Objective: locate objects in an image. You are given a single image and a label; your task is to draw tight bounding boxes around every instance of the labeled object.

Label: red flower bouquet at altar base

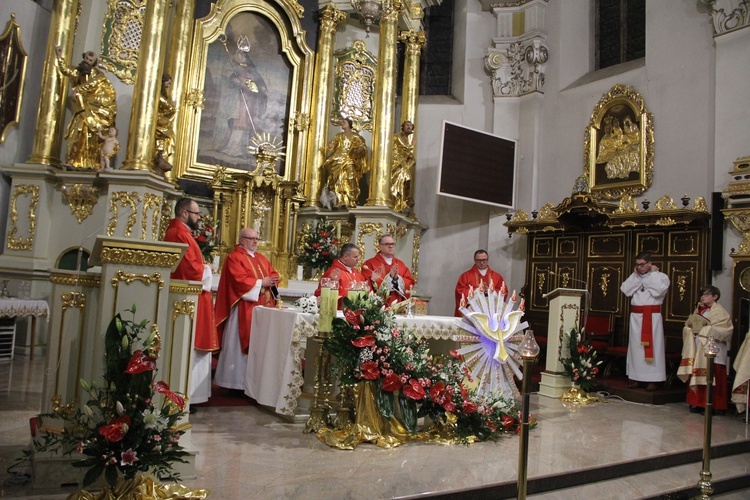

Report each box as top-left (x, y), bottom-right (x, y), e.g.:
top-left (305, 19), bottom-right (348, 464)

top-left (296, 218), bottom-right (340, 272)
top-left (562, 327), bottom-right (603, 392)
top-left (26, 306), bottom-right (189, 488)
top-left (324, 293), bottom-right (527, 442)
top-left (192, 214), bottom-right (222, 262)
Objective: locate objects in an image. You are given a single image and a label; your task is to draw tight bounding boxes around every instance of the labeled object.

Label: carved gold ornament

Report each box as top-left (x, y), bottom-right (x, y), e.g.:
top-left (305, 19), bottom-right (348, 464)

top-left (99, 0), bottom-right (147, 84)
top-left (61, 183), bottom-right (99, 223)
top-left (110, 270), bottom-right (164, 321)
top-left (7, 183), bottom-right (39, 251)
top-left (50, 273), bottom-right (101, 288)
top-left (169, 282), bottom-right (202, 295)
top-left (142, 193), bottom-right (162, 240)
top-left (584, 84), bottom-right (654, 200)
top-left (654, 195), bottom-right (677, 211)
top-left (99, 247), bottom-right (182, 268)
top-left (108, 191), bottom-right (142, 237)
top-left (356, 221), bottom-right (383, 264)
top-left (172, 299), bottom-right (195, 322)
top-left (332, 40), bottom-right (377, 131)
top-left (411, 232), bottom-right (421, 282)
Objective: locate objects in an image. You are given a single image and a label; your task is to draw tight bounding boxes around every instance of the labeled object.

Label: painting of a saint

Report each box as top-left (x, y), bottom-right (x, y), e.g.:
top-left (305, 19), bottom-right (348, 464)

top-left (197, 12), bottom-right (292, 174)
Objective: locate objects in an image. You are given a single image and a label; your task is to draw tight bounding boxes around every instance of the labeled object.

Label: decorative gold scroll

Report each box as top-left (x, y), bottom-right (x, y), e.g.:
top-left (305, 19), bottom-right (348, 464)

top-left (108, 191), bottom-right (142, 237)
top-left (0, 13), bottom-right (28, 142)
top-left (7, 184), bottom-right (39, 251)
top-left (99, 0), bottom-right (147, 84)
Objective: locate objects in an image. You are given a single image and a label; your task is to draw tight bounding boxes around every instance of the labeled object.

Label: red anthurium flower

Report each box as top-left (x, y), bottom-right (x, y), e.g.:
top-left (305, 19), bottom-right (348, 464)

top-left (449, 350), bottom-right (463, 360)
top-left (125, 350), bottom-right (156, 374)
top-left (442, 396), bottom-right (456, 413)
top-left (98, 416), bottom-right (131, 442)
top-left (429, 381), bottom-right (446, 401)
top-left (360, 361), bottom-right (380, 380)
top-left (344, 309), bottom-right (366, 327)
top-left (462, 400), bottom-right (478, 413)
top-left (351, 334), bottom-right (376, 348)
top-left (502, 414), bottom-right (515, 430)
top-left (381, 372), bottom-right (403, 392)
top-left (402, 379), bottom-right (426, 400)
top-left (155, 381), bottom-right (186, 409)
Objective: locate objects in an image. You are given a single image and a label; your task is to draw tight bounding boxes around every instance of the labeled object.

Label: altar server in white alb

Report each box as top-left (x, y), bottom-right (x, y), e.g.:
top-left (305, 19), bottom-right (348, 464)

top-left (620, 251), bottom-right (670, 391)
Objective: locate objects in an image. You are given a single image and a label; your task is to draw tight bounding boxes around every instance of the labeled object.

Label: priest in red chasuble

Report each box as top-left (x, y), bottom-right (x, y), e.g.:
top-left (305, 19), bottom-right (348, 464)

top-left (214, 227), bottom-right (280, 390)
top-left (454, 249), bottom-right (505, 316)
top-left (361, 234), bottom-right (415, 306)
top-left (163, 198), bottom-right (219, 405)
top-left (314, 243), bottom-right (370, 308)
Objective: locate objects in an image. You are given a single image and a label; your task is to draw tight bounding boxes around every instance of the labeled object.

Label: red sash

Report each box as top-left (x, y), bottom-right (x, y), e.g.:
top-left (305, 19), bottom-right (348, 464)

top-left (631, 305), bottom-right (662, 361)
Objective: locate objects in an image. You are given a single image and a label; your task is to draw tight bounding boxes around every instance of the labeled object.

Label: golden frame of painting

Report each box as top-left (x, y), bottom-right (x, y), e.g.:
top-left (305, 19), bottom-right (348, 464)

top-left (0, 14), bottom-right (27, 143)
top-left (583, 84), bottom-right (654, 200)
top-left (174, 0), bottom-right (313, 182)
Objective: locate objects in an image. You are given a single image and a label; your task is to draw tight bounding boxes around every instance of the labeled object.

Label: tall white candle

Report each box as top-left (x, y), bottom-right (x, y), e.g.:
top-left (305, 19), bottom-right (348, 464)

top-left (296, 265), bottom-right (303, 281)
top-left (213, 255), bottom-right (220, 271)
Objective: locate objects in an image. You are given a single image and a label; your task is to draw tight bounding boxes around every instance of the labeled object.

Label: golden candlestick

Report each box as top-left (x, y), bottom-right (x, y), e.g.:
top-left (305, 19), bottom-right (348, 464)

top-left (517, 330), bottom-right (540, 499)
top-left (698, 337), bottom-right (719, 499)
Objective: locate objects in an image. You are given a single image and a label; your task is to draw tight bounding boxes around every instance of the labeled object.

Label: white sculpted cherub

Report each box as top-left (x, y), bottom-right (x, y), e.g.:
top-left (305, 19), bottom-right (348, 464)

top-left (98, 126), bottom-right (120, 170)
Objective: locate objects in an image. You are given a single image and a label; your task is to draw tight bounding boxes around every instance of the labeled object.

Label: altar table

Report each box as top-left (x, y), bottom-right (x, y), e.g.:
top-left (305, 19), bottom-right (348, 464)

top-left (244, 307), bottom-right (468, 417)
top-left (0, 298), bottom-right (50, 360)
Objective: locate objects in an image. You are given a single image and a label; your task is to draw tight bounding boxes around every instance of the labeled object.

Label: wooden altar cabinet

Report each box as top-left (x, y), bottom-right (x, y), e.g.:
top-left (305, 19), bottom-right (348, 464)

top-left (505, 194), bottom-right (711, 367)
top-left (244, 307), bottom-right (466, 422)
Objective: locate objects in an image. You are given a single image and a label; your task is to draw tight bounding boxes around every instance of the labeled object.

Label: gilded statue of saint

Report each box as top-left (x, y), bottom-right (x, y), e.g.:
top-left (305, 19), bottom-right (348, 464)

top-left (319, 118), bottom-right (368, 209)
top-left (596, 115), bottom-right (641, 179)
top-left (55, 46), bottom-right (117, 170)
top-left (154, 73), bottom-right (177, 165)
top-left (390, 120), bottom-right (415, 213)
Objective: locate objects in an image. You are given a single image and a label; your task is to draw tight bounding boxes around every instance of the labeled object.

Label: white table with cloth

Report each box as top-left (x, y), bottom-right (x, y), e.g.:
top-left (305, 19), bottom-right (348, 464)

top-left (0, 298), bottom-right (50, 360)
top-left (244, 306), bottom-right (468, 419)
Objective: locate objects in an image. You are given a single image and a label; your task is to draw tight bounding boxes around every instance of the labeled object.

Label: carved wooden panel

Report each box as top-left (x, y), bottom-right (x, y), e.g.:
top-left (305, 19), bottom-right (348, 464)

top-left (668, 230), bottom-right (699, 257)
top-left (556, 237), bottom-right (579, 258)
top-left (587, 262), bottom-right (624, 313)
top-left (553, 263), bottom-right (580, 289)
top-left (588, 233), bottom-right (625, 258)
top-left (530, 262), bottom-right (553, 311)
top-left (636, 232), bottom-right (664, 257)
top-left (533, 237), bottom-right (553, 258)
top-left (666, 261), bottom-right (699, 321)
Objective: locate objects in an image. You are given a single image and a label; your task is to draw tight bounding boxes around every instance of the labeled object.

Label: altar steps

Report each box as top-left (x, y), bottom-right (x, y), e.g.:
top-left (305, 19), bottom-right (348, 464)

top-left (412, 439), bottom-right (750, 499)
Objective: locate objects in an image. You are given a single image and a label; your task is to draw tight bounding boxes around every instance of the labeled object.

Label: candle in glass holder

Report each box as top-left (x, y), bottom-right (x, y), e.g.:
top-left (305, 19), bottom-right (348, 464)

top-left (318, 279), bottom-right (338, 332)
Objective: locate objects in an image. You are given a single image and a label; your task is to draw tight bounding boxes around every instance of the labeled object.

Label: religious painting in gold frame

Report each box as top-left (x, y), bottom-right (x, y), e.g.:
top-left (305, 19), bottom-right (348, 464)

top-left (0, 13), bottom-right (28, 143)
top-left (583, 84), bottom-right (654, 200)
top-left (175, 0), bottom-right (313, 182)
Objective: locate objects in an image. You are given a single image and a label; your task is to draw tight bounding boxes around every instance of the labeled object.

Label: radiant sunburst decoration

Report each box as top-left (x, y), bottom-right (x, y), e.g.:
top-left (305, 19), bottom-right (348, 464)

top-left (248, 132), bottom-right (286, 158)
top-left (455, 283), bottom-right (529, 403)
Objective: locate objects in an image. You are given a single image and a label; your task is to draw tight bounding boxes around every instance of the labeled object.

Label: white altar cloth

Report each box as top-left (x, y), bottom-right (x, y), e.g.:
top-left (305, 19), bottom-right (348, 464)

top-left (245, 307), bottom-right (467, 416)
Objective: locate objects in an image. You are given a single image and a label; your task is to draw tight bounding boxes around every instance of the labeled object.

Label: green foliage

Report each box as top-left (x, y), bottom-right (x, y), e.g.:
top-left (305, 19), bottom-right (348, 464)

top-left (561, 327), bottom-right (603, 392)
top-left (28, 308), bottom-right (188, 487)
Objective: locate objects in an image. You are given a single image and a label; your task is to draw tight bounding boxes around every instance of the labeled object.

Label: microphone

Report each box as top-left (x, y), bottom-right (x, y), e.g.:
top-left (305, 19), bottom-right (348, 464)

top-left (548, 270), bottom-right (590, 330)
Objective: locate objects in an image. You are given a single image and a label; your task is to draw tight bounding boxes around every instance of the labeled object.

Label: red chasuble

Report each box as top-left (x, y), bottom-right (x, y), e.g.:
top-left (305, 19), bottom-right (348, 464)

top-left (164, 219), bottom-right (219, 351)
top-left (214, 245), bottom-right (279, 354)
top-left (454, 265), bottom-right (505, 316)
top-left (314, 259), bottom-right (369, 308)
top-left (361, 254), bottom-right (415, 306)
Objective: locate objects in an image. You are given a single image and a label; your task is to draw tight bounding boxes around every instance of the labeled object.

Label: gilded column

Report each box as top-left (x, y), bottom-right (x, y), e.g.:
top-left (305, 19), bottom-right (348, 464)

top-left (164, 0), bottom-right (195, 181)
top-left (367, 1), bottom-right (401, 207)
top-left (27, 0), bottom-right (80, 166)
top-left (399, 29), bottom-right (426, 201)
top-left (121, 0), bottom-right (170, 171)
top-left (303, 5), bottom-right (346, 207)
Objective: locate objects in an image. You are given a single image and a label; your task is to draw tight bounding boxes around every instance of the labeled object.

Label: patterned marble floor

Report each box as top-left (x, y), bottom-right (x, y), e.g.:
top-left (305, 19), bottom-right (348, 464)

top-left (1, 355), bottom-right (749, 499)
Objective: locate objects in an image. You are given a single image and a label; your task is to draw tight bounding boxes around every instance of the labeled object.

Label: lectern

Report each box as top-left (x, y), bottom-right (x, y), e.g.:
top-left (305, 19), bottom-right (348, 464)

top-left (538, 288), bottom-right (586, 398)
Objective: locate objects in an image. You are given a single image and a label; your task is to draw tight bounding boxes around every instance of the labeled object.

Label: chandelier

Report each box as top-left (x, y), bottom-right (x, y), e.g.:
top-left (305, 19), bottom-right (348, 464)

top-left (351, 0), bottom-right (383, 36)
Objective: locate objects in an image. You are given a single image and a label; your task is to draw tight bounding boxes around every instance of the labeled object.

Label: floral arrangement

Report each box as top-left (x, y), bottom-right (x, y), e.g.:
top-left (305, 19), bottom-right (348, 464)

top-left (296, 218), bottom-right (339, 273)
top-left (28, 306), bottom-right (188, 488)
top-left (324, 293), bottom-right (524, 442)
top-left (561, 327), bottom-right (603, 392)
top-left (192, 214), bottom-right (222, 263)
top-left (291, 295), bottom-right (319, 314)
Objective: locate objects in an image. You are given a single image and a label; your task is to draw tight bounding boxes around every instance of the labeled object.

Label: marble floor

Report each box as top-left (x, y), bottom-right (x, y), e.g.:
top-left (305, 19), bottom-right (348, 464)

top-left (2, 355), bottom-right (750, 499)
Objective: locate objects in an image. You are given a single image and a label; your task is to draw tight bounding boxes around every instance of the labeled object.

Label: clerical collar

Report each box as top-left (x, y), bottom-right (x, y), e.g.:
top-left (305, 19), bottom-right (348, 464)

top-left (478, 268), bottom-right (488, 276)
top-left (380, 254), bottom-right (393, 265)
top-left (338, 259), bottom-right (353, 272)
top-left (240, 246), bottom-right (255, 257)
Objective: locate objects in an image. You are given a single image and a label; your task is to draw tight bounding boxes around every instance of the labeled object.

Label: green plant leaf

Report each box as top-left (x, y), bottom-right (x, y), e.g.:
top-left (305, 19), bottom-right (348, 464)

top-left (398, 394), bottom-right (418, 434)
top-left (377, 385), bottom-right (394, 419)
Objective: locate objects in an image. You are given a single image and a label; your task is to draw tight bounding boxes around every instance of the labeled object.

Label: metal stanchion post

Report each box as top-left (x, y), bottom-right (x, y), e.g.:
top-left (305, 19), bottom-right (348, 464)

top-left (698, 337), bottom-right (719, 499)
top-left (517, 330), bottom-right (540, 500)
top-left (304, 280), bottom-right (337, 433)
